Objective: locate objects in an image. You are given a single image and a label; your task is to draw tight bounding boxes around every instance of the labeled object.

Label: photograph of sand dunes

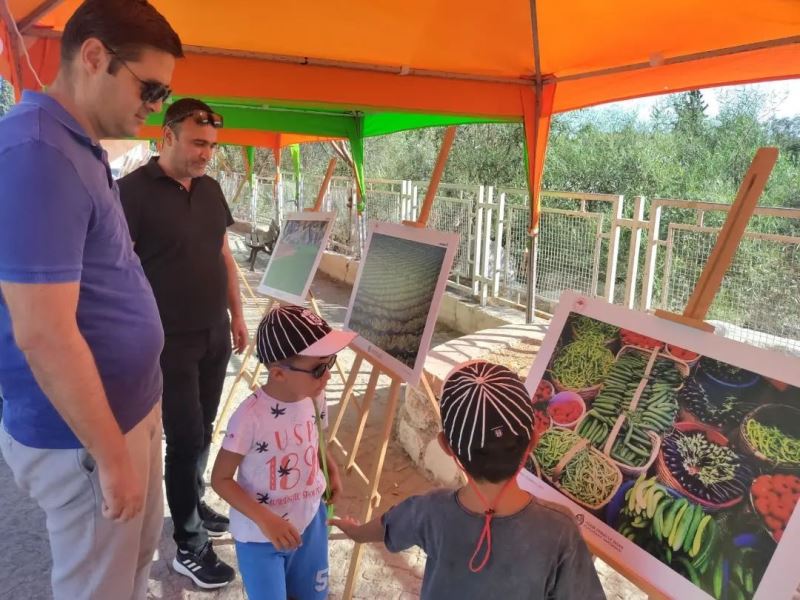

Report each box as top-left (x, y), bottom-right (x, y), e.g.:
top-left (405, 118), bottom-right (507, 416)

top-left (258, 212), bottom-right (335, 304)
top-left (345, 222), bottom-right (458, 384)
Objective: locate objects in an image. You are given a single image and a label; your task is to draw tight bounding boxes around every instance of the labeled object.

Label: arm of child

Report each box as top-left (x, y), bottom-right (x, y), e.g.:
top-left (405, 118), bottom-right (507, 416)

top-left (211, 448), bottom-right (303, 551)
top-left (329, 515), bottom-right (385, 544)
top-left (548, 527), bottom-right (606, 600)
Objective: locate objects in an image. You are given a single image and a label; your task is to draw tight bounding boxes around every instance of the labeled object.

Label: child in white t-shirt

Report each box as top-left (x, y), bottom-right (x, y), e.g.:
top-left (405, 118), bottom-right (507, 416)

top-left (211, 304), bottom-right (355, 600)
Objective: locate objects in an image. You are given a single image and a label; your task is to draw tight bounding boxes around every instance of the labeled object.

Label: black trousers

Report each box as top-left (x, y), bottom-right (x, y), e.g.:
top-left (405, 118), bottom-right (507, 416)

top-left (161, 317), bottom-right (231, 552)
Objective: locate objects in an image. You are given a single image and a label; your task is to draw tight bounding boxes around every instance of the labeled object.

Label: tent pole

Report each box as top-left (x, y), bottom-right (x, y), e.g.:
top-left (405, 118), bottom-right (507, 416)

top-left (405, 126), bottom-right (456, 227)
top-left (526, 235), bottom-right (538, 323)
top-left (526, 0), bottom-right (544, 324)
top-left (17, 0), bottom-right (65, 32)
top-left (0, 0), bottom-right (26, 98)
top-left (312, 157), bottom-right (338, 212)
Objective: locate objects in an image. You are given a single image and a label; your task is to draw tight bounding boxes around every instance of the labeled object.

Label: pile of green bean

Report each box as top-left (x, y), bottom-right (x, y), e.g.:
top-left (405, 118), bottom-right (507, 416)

top-left (535, 428), bottom-right (618, 506)
top-left (570, 314), bottom-right (619, 341)
top-left (745, 419), bottom-right (800, 465)
top-left (551, 337), bottom-right (614, 389)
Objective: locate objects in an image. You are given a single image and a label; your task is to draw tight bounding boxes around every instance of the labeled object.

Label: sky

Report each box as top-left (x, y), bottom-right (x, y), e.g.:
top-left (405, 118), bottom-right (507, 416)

top-left (611, 79), bottom-right (800, 121)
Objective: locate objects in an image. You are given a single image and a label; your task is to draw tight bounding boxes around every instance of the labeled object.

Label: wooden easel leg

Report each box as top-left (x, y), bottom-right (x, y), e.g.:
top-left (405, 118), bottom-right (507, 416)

top-left (341, 378), bottom-right (402, 600)
top-left (308, 291), bottom-right (348, 386)
top-left (213, 341), bottom-right (255, 441)
top-left (214, 299), bottom-right (275, 441)
top-left (419, 372), bottom-right (441, 421)
top-left (345, 367), bottom-right (381, 474)
top-left (235, 259), bottom-right (256, 301)
top-left (329, 355), bottom-right (363, 445)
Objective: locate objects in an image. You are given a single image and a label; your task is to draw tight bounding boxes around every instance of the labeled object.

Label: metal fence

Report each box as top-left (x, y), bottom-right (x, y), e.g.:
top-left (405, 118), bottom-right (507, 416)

top-left (218, 170), bottom-right (800, 356)
top-left (641, 200), bottom-right (800, 356)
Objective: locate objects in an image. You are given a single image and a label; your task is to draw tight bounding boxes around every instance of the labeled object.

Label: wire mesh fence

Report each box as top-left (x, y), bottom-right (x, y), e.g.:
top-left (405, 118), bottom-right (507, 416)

top-left (214, 169), bottom-right (800, 357)
top-left (657, 224), bottom-right (800, 356)
top-left (428, 196), bottom-right (476, 287)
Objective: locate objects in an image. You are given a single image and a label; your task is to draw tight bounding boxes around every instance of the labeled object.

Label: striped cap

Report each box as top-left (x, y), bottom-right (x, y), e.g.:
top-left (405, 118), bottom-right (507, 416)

top-left (440, 360), bottom-right (534, 461)
top-left (256, 304), bottom-right (356, 364)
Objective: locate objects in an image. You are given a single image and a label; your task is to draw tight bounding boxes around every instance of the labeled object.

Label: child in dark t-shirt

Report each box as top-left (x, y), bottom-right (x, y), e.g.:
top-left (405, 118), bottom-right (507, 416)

top-left (332, 360), bottom-right (606, 600)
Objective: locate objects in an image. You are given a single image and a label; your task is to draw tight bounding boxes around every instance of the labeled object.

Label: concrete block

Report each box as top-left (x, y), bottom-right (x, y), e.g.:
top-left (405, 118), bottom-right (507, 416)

top-left (397, 419), bottom-right (426, 464)
top-left (422, 437), bottom-right (465, 487)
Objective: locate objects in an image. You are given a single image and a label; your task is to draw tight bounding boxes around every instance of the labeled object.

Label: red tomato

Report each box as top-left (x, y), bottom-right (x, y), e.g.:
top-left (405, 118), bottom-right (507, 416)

top-left (752, 477), bottom-right (771, 498)
top-left (773, 475), bottom-right (793, 494)
top-left (765, 515), bottom-right (783, 530)
top-left (548, 400), bottom-right (582, 424)
top-left (755, 496), bottom-right (771, 516)
top-left (774, 499), bottom-right (794, 522)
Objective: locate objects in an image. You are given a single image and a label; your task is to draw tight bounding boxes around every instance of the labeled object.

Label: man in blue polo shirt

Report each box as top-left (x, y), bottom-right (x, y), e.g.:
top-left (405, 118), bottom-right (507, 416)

top-left (0, 2), bottom-right (182, 599)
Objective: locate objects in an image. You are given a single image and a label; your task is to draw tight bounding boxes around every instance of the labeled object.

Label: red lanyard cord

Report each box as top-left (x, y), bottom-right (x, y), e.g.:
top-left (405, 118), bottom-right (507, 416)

top-left (456, 438), bottom-right (536, 573)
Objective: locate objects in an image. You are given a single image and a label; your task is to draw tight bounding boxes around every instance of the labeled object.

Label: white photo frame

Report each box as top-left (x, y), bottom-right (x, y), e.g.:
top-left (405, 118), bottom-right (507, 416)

top-left (257, 212), bottom-right (335, 305)
top-left (343, 221), bottom-right (459, 385)
top-left (518, 290), bottom-right (800, 600)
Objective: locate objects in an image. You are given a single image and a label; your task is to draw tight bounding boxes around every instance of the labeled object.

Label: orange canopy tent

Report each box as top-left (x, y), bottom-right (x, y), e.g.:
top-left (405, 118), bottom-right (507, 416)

top-left (1, 0), bottom-right (798, 232)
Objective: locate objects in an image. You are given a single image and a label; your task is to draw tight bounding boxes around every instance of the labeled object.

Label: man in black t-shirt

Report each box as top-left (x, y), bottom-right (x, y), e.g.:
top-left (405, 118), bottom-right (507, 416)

top-left (119, 98), bottom-right (248, 590)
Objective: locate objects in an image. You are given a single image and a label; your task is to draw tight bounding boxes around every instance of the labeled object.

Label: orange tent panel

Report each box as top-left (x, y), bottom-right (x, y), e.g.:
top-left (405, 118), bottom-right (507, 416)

top-left (2, 0), bottom-right (798, 231)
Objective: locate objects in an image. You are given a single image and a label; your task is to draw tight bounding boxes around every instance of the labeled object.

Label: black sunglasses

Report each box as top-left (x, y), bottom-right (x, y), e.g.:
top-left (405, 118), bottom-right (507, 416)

top-left (280, 355), bottom-right (337, 379)
top-left (165, 109), bottom-right (224, 129)
top-left (104, 45), bottom-right (172, 105)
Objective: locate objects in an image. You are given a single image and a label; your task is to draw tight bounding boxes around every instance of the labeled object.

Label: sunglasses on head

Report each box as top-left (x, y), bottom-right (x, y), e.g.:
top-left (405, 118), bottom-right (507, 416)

top-left (103, 44), bottom-right (172, 105)
top-left (280, 355), bottom-right (337, 379)
top-left (165, 109), bottom-right (224, 129)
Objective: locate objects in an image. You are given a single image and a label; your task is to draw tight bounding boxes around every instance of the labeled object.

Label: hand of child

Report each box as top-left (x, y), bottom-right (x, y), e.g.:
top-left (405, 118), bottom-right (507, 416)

top-left (258, 511), bottom-right (302, 551)
top-left (328, 470), bottom-right (343, 505)
top-left (329, 515), bottom-right (362, 540)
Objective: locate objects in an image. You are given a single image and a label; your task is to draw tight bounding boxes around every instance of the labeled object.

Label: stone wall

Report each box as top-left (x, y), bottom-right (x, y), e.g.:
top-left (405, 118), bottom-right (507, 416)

top-left (398, 323), bottom-right (550, 485)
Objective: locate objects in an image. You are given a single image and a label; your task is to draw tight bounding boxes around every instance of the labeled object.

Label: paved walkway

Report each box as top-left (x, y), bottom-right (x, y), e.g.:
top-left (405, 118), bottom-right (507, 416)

top-left (0, 244), bottom-right (645, 599)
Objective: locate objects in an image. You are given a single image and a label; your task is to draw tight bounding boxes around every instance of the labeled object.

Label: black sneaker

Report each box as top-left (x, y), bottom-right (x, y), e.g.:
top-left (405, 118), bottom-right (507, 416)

top-left (199, 501), bottom-right (229, 538)
top-left (173, 542), bottom-right (235, 589)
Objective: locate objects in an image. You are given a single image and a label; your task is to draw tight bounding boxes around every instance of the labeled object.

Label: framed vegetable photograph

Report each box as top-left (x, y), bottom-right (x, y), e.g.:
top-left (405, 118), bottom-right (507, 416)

top-left (343, 221), bottom-right (458, 385)
top-left (257, 212), bottom-right (335, 305)
top-left (519, 291), bottom-right (800, 600)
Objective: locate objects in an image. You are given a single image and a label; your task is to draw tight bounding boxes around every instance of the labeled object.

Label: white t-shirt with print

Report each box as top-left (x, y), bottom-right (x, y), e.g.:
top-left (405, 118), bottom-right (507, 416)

top-left (222, 387), bottom-right (329, 543)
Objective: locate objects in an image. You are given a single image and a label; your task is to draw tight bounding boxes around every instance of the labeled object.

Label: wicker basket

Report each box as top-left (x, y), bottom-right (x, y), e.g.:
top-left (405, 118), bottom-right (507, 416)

top-left (538, 429), bottom-right (623, 511)
top-left (739, 404), bottom-right (800, 472)
top-left (656, 422), bottom-right (746, 511)
top-left (664, 344), bottom-right (701, 368)
top-left (570, 323), bottom-right (618, 350)
top-left (606, 427), bottom-right (662, 477)
top-left (748, 488), bottom-right (782, 544)
top-left (615, 345), bottom-right (691, 382)
top-left (547, 391), bottom-right (587, 430)
top-left (551, 374), bottom-right (603, 402)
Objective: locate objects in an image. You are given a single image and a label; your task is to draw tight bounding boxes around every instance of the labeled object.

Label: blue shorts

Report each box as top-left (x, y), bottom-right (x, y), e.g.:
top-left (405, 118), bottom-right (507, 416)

top-left (235, 502), bottom-right (329, 600)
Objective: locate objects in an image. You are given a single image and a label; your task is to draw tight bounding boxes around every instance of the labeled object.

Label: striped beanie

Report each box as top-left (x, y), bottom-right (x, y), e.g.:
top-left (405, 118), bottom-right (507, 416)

top-left (440, 360), bottom-right (534, 462)
top-left (256, 304), bottom-right (356, 364)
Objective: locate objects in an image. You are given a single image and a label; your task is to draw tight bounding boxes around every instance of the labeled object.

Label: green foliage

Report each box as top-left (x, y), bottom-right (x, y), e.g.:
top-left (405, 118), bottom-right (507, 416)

top-left (214, 88), bottom-right (798, 215)
top-left (0, 77), bottom-right (15, 117)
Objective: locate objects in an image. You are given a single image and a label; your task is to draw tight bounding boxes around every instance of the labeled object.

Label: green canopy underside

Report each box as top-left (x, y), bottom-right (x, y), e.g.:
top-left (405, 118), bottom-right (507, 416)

top-left (147, 96), bottom-right (512, 139)
top-left (147, 96), bottom-right (511, 206)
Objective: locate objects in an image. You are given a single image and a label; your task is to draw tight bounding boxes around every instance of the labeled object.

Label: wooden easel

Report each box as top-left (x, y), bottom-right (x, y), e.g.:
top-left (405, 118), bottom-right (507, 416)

top-left (333, 126), bottom-right (457, 600)
top-left (214, 169), bottom-right (350, 442)
top-left (328, 350), bottom-right (404, 598)
top-left (654, 147), bottom-right (778, 332)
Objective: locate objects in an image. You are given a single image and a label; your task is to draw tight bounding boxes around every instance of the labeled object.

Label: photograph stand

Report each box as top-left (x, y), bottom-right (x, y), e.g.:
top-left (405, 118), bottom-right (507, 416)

top-left (327, 350), bottom-right (403, 599)
top-left (574, 147), bottom-right (779, 599)
top-left (333, 127), bottom-right (456, 599)
top-left (215, 175), bottom-right (348, 441)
